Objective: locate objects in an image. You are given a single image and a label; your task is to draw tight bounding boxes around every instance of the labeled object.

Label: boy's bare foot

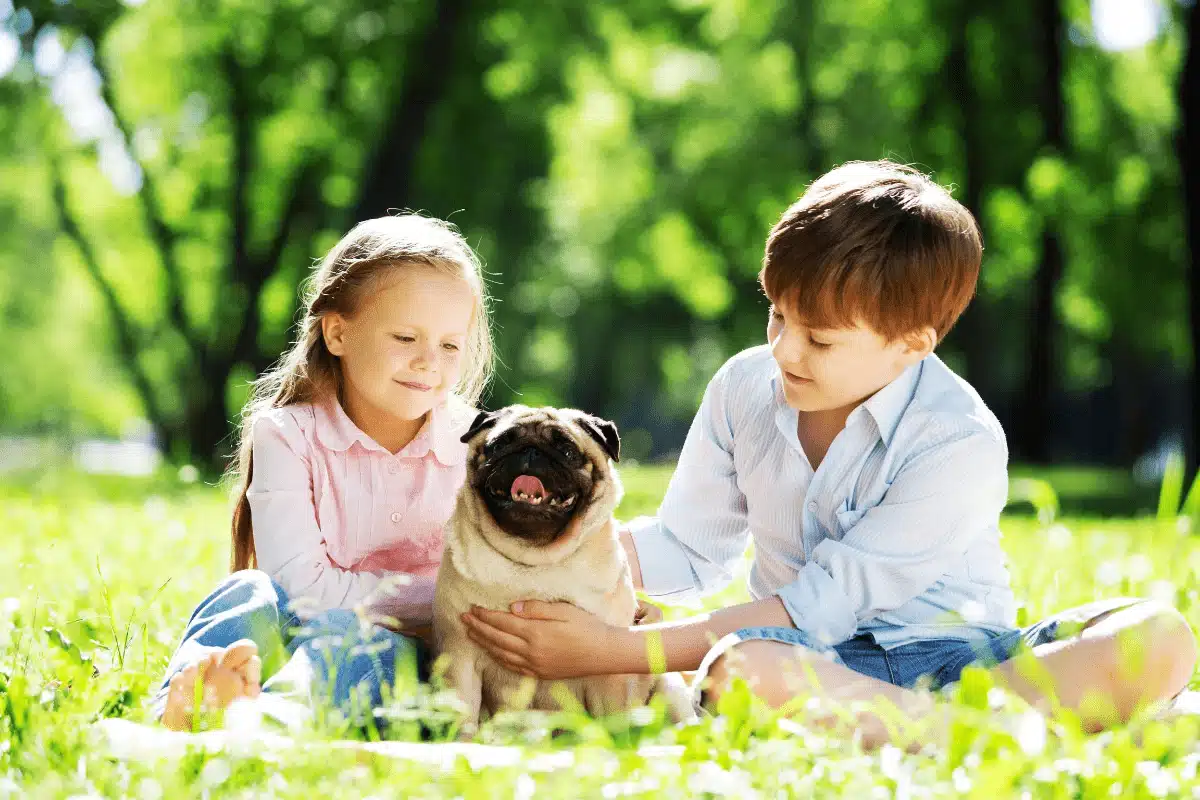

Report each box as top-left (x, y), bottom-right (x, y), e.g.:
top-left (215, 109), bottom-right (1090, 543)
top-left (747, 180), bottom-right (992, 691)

top-left (161, 639), bottom-right (263, 731)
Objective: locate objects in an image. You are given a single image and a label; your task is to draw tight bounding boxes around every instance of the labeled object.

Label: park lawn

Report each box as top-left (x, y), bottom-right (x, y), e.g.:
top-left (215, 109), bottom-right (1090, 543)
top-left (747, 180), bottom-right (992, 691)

top-left (1, 465), bottom-right (1199, 798)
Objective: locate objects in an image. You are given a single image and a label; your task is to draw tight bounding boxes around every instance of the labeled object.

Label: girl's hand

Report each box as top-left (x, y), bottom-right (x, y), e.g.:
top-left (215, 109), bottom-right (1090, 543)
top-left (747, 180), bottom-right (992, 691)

top-left (462, 601), bottom-right (625, 680)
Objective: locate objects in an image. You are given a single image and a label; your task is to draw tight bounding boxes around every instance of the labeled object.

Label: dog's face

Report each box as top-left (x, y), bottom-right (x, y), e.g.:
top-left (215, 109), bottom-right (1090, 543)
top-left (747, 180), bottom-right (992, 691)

top-left (460, 406), bottom-right (620, 546)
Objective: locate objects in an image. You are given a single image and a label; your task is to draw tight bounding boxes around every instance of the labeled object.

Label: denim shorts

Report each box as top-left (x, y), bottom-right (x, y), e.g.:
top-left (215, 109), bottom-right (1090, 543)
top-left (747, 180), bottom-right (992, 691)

top-left (696, 596), bottom-right (1145, 696)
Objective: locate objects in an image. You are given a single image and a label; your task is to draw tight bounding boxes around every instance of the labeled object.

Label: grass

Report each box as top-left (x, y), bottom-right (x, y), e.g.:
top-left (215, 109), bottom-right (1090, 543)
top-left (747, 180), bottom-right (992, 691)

top-left (1, 463), bottom-right (1199, 797)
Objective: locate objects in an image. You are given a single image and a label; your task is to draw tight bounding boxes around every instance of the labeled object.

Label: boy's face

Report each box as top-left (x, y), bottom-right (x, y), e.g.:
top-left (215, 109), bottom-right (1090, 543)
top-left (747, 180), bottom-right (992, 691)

top-left (767, 300), bottom-right (933, 414)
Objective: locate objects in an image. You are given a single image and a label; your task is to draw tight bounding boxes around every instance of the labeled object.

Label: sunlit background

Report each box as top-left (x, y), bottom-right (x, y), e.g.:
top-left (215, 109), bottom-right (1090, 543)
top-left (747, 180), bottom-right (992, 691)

top-left (1, 0), bottom-right (1199, 514)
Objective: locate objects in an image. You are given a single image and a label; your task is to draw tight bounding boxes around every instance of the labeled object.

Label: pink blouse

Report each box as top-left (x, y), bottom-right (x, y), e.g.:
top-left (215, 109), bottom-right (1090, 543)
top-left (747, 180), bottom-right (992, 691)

top-left (246, 396), bottom-right (475, 612)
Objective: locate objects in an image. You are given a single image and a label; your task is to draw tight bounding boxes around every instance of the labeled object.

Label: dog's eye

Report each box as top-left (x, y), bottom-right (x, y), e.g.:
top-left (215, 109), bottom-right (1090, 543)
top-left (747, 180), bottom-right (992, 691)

top-left (558, 440), bottom-right (579, 460)
top-left (486, 431), bottom-right (515, 454)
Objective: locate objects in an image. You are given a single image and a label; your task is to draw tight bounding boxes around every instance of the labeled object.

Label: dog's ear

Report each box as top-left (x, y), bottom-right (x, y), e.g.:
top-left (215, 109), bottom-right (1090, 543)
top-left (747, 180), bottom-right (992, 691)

top-left (577, 415), bottom-right (620, 463)
top-left (461, 410), bottom-right (502, 444)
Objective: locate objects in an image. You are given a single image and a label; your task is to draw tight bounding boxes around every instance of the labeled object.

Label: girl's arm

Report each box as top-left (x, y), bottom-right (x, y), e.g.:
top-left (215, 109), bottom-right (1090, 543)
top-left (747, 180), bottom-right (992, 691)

top-left (463, 595), bottom-right (793, 679)
top-left (248, 410), bottom-right (390, 612)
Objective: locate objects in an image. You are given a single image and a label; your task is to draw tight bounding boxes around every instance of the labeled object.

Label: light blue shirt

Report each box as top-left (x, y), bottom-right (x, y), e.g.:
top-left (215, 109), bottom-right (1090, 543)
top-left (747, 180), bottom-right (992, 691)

top-left (629, 346), bottom-right (1016, 650)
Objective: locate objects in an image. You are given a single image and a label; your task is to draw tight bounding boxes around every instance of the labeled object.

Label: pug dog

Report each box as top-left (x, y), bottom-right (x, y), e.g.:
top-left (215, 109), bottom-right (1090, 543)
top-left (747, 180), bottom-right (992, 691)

top-left (433, 405), bottom-right (688, 729)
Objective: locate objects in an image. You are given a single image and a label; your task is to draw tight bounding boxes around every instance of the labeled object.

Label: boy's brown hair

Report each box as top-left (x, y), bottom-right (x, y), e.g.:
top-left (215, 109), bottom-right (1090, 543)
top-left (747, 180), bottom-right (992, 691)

top-left (760, 160), bottom-right (982, 343)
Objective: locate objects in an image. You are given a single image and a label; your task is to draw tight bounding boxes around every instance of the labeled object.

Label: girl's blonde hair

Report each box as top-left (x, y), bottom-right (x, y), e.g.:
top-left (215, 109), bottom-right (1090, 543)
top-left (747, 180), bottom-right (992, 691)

top-left (229, 215), bottom-right (493, 571)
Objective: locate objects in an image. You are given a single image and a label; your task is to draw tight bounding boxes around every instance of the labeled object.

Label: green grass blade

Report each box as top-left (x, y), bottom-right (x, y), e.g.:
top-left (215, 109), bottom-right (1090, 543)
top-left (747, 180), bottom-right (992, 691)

top-left (1182, 466), bottom-right (1200, 522)
top-left (1157, 450), bottom-right (1186, 521)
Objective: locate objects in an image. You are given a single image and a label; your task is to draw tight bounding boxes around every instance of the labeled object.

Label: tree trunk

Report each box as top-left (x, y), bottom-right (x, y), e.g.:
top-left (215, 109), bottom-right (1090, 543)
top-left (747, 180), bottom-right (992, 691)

top-left (351, 0), bottom-right (469, 221)
top-left (944, 7), bottom-right (990, 393)
top-left (43, 3), bottom-right (475, 470)
top-left (185, 363), bottom-right (237, 468)
top-left (1181, 1), bottom-right (1200, 469)
top-left (181, 1), bottom-right (469, 469)
top-left (790, 0), bottom-right (823, 180)
top-left (1015, 0), bottom-right (1066, 464)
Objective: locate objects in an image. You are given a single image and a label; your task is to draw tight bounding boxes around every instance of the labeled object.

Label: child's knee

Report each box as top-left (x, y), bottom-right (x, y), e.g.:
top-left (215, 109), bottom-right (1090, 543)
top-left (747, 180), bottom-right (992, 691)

top-left (700, 647), bottom-right (736, 711)
top-left (189, 570), bottom-right (285, 632)
top-left (701, 639), bottom-right (773, 709)
top-left (1099, 600), bottom-right (1196, 701)
top-left (1137, 602), bottom-right (1197, 688)
top-left (222, 569), bottom-right (286, 607)
top-left (227, 568), bottom-right (272, 589)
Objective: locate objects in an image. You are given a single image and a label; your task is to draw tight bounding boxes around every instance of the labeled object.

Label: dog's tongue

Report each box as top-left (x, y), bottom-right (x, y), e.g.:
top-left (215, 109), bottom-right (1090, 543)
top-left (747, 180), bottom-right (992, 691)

top-left (511, 474), bottom-right (546, 499)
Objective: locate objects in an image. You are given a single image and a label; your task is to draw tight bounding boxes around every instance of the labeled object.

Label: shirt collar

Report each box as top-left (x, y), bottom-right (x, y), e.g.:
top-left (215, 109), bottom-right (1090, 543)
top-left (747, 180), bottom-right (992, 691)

top-left (766, 357), bottom-right (924, 449)
top-left (313, 397), bottom-right (469, 466)
top-left (767, 368), bottom-right (786, 403)
top-left (858, 358), bottom-right (923, 448)
top-left (424, 397), bottom-right (471, 466)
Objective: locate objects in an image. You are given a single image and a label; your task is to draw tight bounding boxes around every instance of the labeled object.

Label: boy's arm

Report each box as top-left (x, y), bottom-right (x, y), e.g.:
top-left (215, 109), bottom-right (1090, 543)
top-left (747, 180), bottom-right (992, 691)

top-left (623, 364), bottom-right (751, 600)
top-left (466, 595), bottom-right (794, 677)
top-left (774, 431), bottom-right (1009, 648)
top-left (612, 596), bottom-right (794, 673)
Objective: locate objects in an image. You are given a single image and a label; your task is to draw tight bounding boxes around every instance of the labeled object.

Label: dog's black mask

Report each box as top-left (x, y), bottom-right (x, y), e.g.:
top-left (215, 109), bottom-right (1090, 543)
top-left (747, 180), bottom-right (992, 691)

top-left (464, 409), bottom-right (619, 546)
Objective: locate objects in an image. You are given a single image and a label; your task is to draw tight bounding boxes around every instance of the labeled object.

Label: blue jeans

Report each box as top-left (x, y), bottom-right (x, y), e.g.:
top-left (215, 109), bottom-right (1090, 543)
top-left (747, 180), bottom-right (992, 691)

top-left (696, 596), bottom-right (1146, 700)
top-left (152, 570), bottom-right (424, 726)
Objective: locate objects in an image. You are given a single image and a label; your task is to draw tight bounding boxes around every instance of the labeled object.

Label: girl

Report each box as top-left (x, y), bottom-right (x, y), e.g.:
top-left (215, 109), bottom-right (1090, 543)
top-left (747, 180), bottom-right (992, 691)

top-left (153, 214), bottom-right (493, 731)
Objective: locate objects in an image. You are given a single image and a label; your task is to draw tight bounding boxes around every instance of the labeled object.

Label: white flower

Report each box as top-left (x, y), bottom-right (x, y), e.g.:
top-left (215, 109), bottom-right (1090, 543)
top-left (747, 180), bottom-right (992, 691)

top-left (514, 773), bottom-right (537, 800)
top-left (1046, 524), bottom-right (1073, 549)
top-left (1127, 554), bottom-right (1153, 582)
top-left (878, 745), bottom-right (903, 780)
top-left (1148, 580), bottom-right (1177, 607)
top-left (1015, 710), bottom-right (1047, 756)
top-left (137, 779), bottom-right (162, 800)
top-left (1096, 560), bottom-right (1122, 587)
top-left (142, 496), bottom-right (168, 521)
top-left (199, 758), bottom-right (231, 789)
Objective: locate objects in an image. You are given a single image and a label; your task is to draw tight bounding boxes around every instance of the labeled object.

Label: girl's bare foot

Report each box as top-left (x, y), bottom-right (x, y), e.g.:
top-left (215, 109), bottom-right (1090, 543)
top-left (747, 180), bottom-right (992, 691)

top-left (161, 639), bottom-right (263, 731)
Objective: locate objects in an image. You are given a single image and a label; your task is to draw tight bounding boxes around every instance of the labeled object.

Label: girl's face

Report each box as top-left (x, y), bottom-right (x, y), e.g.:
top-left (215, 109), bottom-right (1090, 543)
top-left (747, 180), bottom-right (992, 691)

top-left (322, 266), bottom-right (475, 429)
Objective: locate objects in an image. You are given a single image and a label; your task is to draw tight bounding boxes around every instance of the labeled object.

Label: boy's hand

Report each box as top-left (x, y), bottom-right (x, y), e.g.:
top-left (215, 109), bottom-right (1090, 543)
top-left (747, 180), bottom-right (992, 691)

top-left (462, 601), bottom-right (625, 680)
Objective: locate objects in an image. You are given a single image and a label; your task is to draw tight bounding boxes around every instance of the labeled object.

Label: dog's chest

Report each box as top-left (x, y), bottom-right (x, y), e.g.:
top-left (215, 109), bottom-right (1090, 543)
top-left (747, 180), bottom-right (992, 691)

top-left (482, 562), bottom-right (633, 626)
top-left (448, 537), bottom-right (636, 627)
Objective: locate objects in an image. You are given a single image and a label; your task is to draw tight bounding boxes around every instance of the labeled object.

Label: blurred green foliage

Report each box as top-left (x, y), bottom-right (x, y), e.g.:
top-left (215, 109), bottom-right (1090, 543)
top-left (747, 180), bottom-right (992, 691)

top-left (0, 0), bottom-right (1192, 467)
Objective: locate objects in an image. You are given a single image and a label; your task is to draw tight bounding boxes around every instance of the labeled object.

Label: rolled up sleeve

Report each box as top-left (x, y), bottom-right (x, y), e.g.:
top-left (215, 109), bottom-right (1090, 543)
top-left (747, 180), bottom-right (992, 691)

top-left (776, 431), bottom-right (1009, 646)
top-left (627, 516), bottom-right (701, 598)
top-left (247, 412), bottom-right (384, 612)
top-left (630, 365), bottom-right (751, 603)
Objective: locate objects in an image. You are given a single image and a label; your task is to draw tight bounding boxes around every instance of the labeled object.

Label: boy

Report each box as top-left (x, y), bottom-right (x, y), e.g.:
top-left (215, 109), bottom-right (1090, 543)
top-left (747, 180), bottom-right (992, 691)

top-left (462, 161), bottom-right (1196, 746)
